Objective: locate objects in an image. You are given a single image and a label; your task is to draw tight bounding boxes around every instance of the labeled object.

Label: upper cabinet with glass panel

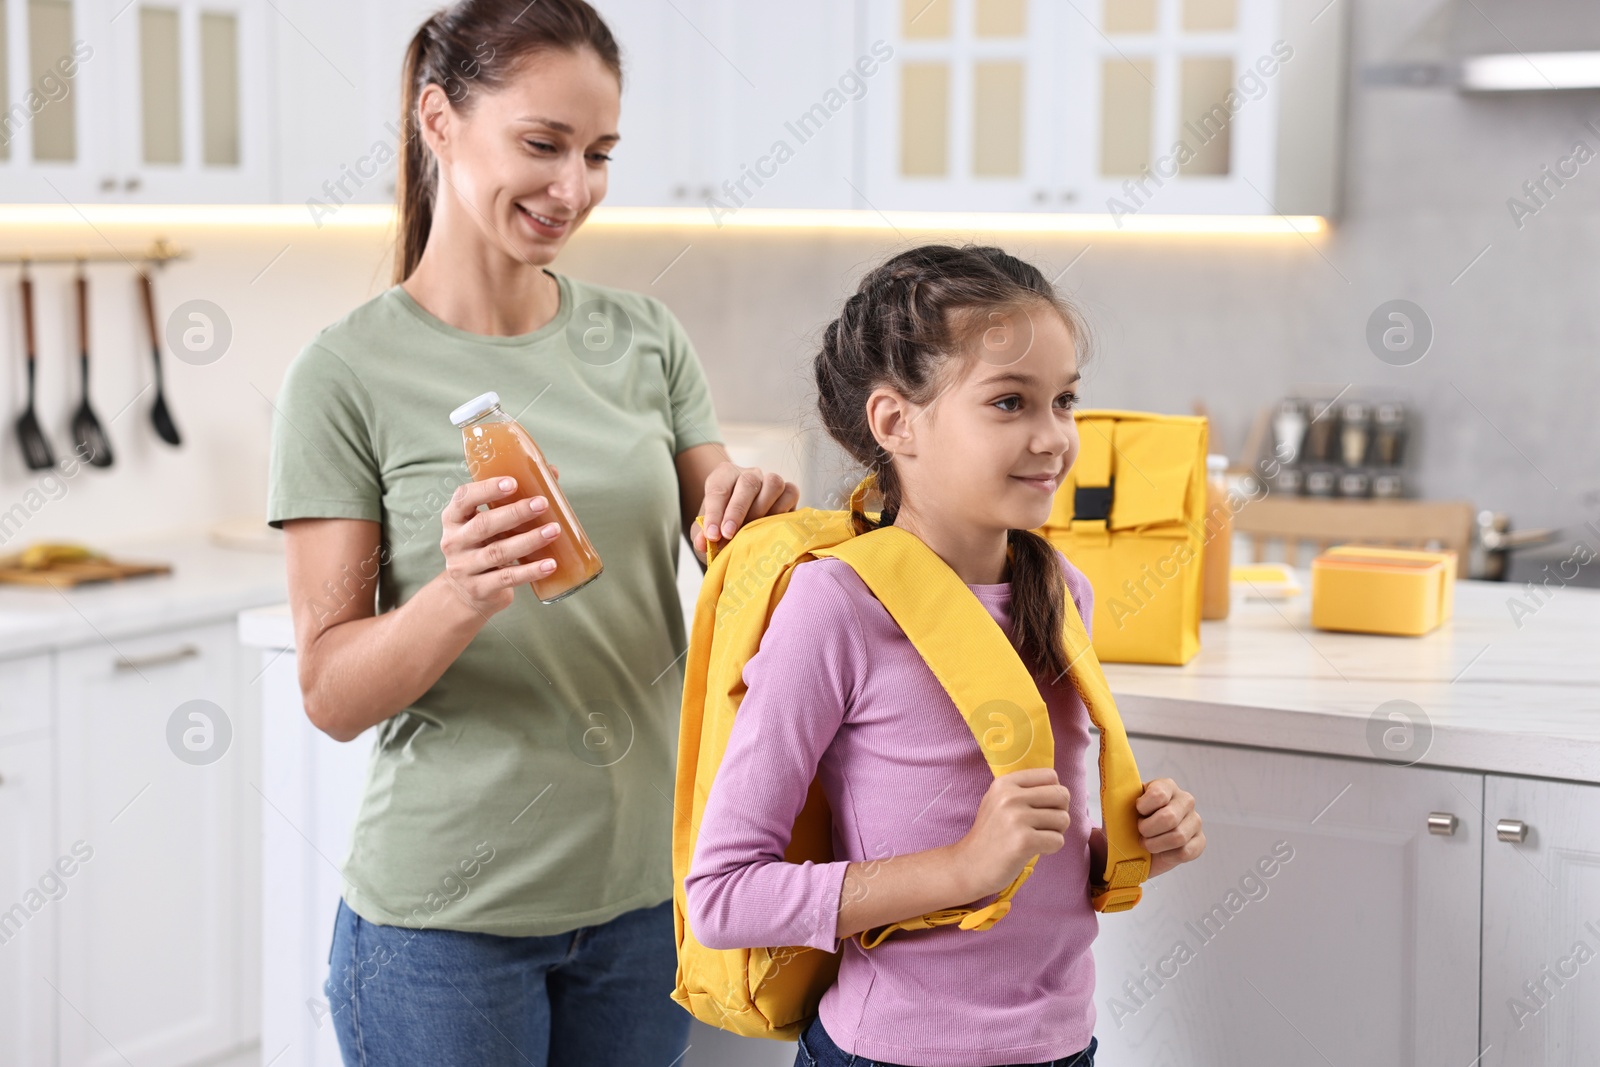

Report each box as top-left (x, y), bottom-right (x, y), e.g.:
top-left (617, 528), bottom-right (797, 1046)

top-left (104, 0), bottom-right (266, 201)
top-left (0, 0), bottom-right (266, 202)
top-left (0, 0), bottom-right (1341, 211)
top-left (861, 0), bottom-right (1347, 216)
top-left (862, 0), bottom-right (1049, 211)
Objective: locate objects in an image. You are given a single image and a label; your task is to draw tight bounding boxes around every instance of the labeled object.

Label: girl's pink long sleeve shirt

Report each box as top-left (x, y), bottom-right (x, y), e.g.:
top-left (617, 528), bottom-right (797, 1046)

top-left (684, 551), bottom-right (1101, 1066)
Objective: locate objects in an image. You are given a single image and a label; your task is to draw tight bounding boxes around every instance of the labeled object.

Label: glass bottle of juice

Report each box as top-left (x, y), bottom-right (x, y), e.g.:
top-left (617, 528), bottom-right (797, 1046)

top-left (1200, 453), bottom-right (1232, 621)
top-left (448, 391), bottom-right (603, 604)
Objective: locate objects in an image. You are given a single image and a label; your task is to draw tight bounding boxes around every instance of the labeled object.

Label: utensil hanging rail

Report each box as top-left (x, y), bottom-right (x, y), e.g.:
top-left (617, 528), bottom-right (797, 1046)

top-left (0, 239), bottom-right (188, 266)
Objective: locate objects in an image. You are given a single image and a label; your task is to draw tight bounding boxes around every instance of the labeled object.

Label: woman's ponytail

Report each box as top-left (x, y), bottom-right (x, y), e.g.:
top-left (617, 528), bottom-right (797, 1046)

top-left (393, 17), bottom-right (439, 286)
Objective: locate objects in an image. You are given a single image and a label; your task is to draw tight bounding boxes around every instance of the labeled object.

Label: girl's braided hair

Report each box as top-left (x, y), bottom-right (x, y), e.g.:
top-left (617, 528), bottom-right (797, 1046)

top-left (815, 244), bottom-right (1092, 681)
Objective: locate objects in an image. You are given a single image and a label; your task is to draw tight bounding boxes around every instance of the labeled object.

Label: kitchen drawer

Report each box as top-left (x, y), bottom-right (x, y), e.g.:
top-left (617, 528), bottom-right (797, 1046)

top-left (0, 654), bottom-right (52, 740)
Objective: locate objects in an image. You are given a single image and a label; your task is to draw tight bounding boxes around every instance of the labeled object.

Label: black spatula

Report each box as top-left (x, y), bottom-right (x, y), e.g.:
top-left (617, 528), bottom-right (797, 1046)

top-left (71, 267), bottom-right (113, 467)
top-left (14, 270), bottom-right (56, 471)
top-left (137, 270), bottom-right (180, 447)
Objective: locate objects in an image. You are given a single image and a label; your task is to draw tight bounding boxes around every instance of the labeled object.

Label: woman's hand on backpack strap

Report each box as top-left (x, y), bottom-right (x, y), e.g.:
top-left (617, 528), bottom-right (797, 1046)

top-left (1136, 777), bottom-right (1206, 877)
top-left (694, 461), bottom-right (800, 557)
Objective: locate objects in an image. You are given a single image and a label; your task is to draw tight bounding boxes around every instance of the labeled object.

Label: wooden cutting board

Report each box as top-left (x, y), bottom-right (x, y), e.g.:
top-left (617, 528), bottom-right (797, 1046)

top-left (0, 558), bottom-right (172, 587)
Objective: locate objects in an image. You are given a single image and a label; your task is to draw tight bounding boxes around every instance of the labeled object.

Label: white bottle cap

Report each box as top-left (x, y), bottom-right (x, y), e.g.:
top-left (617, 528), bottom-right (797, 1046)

top-left (449, 390), bottom-right (500, 427)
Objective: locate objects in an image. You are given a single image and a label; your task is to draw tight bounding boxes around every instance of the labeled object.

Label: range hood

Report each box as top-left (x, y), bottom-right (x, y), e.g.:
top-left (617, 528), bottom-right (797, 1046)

top-left (1364, 0), bottom-right (1600, 92)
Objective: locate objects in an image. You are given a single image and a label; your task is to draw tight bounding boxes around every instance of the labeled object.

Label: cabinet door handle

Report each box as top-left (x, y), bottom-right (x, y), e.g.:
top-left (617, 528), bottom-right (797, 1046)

top-left (1496, 818), bottom-right (1529, 843)
top-left (114, 644), bottom-right (201, 672)
top-left (1427, 812), bottom-right (1458, 836)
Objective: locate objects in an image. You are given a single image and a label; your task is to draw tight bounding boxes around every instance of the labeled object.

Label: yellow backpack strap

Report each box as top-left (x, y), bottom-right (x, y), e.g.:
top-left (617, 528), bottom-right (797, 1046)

top-left (1059, 592), bottom-right (1151, 912)
top-left (822, 519), bottom-right (1151, 923)
top-left (814, 523), bottom-right (1056, 949)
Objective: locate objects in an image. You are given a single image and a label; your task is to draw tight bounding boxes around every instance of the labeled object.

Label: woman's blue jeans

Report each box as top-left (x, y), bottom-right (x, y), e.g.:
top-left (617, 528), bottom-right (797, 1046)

top-left (325, 896), bottom-right (688, 1066)
top-left (795, 1012), bottom-right (1098, 1067)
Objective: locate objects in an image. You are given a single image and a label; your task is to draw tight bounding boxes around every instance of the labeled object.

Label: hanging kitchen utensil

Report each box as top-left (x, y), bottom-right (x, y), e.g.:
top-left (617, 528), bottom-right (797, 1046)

top-left (138, 269), bottom-right (181, 447)
top-left (13, 266), bottom-right (56, 471)
top-left (71, 264), bottom-right (113, 468)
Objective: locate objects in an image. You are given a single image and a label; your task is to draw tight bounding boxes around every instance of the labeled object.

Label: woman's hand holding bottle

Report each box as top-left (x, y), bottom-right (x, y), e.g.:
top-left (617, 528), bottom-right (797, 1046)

top-left (952, 768), bottom-right (1074, 899)
top-left (439, 467), bottom-right (563, 617)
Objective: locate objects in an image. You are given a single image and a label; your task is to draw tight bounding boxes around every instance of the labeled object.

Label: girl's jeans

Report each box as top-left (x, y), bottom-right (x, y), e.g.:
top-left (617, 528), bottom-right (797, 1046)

top-left (324, 896), bottom-right (688, 1066)
top-left (795, 1012), bottom-right (1098, 1067)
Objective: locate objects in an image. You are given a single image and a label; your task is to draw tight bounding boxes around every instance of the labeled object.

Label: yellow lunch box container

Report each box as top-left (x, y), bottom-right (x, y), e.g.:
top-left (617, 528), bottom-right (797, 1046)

top-left (1034, 410), bottom-right (1210, 665)
top-left (1310, 545), bottom-right (1457, 636)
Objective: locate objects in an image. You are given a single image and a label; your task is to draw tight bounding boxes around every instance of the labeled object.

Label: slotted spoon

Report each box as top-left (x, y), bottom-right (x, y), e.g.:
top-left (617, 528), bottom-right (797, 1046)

top-left (71, 266), bottom-right (113, 467)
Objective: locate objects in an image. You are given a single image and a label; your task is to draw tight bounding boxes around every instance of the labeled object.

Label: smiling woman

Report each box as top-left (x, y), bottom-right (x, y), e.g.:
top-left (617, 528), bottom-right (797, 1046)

top-left (263, 2), bottom-right (799, 1065)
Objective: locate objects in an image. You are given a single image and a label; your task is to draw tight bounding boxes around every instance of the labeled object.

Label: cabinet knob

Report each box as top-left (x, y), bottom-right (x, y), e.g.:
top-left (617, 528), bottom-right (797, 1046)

top-left (0, 772), bottom-right (6, 786)
top-left (1496, 818), bottom-right (1529, 843)
top-left (672, 184), bottom-right (688, 199)
top-left (100, 176), bottom-right (117, 192)
top-left (124, 176), bottom-right (142, 192)
top-left (1427, 812), bottom-right (1458, 836)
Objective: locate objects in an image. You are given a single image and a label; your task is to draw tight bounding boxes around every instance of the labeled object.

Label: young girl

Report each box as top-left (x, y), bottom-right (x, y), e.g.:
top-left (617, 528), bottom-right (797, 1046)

top-left (684, 245), bottom-right (1206, 1067)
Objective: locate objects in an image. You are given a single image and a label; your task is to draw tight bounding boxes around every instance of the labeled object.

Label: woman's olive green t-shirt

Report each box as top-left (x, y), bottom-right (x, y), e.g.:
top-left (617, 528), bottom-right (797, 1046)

top-left (266, 269), bottom-right (722, 936)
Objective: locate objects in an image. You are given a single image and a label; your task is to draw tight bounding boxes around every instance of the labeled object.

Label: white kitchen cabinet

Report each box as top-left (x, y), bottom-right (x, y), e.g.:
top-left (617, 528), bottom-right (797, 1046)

top-left (0, 731), bottom-right (57, 1067)
top-left (99, 0), bottom-right (271, 203)
top-left (0, 647), bottom-right (51, 739)
top-left (0, 0), bottom-right (269, 202)
top-left (54, 620), bottom-right (250, 1067)
top-left (0, 0), bottom-right (109, 201)
top-left (1480, 775), bottom-right (1600, 1066)
top-left (1088, 736), bottom-right (1482, 1066)
top-left (860, 0), bottom-right (1062, 212)
top-left (701, 0), bottom-right (859, 213)
top-left (571, 0), bottom-right (867, 215)
top-left (859, 0), bottom-right (1346, 216)
top-left (255, 638), bottom-right (373, 1067)
top-left (588, 0), bottom-right (680, 208)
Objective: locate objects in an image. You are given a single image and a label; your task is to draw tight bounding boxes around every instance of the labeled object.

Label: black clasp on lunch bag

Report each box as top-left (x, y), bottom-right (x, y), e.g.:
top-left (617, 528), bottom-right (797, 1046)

top-left (1074, 478), bottom-right (1114, 522)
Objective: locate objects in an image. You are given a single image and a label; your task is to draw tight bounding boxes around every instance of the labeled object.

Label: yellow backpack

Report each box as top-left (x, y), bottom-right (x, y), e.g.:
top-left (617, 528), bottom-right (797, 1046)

top-left (670, 474), bottom-right (1150, 1041)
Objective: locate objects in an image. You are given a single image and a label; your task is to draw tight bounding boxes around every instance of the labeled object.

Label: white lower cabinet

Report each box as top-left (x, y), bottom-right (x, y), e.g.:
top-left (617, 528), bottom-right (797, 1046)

top-left (0, 729), bottom-right (58, 1066)
top-left (1481, 775), bottom-right (1600, 1065)
top-left (1089, 737), bottom-right (1484, 1067)
top-left (54, 620), bottom-right (253, 1067)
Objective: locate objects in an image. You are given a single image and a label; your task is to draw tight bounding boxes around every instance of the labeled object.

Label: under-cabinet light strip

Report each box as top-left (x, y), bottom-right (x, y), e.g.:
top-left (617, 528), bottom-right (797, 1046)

top-left (0, 203), bottom-right (1327, 235)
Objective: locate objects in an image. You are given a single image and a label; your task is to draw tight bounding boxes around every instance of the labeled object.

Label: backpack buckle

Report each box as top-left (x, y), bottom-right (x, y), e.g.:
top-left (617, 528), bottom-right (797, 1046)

top-left (1090, 884), bottom-right (1144, 912)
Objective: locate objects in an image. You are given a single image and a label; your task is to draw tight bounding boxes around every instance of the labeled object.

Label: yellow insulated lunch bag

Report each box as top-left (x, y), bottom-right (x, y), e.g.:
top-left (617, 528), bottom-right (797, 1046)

top-left (1034, 410), bottom-right (1209, 666)
top-left (671, 474), bottom-right (1151, 1041)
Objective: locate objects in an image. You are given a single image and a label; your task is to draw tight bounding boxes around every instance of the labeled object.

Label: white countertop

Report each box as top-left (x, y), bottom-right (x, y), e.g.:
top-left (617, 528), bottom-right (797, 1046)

top-left (239, 572), bottom-right (1600, 785)
top-left (1104, 578), bottom-right (1600, 785)
top-left (0, 533), bottom-right (287, 659)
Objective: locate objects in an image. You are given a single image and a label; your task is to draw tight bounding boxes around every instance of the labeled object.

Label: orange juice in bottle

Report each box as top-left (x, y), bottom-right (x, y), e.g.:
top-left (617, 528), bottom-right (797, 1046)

top-left (449, 391), bottom-right (603, 603)
top-left (1200, 454), bottom-right (1232, 620)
